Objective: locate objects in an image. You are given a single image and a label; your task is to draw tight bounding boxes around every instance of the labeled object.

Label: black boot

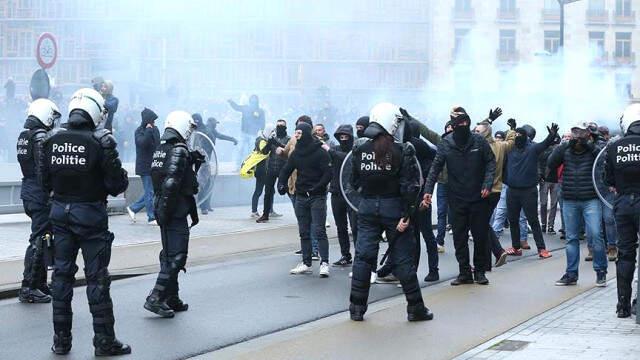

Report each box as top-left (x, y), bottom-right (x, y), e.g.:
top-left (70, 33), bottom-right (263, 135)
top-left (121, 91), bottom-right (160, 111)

top-left (474, 271), bottom-right (489, 285)
top-left (144, 290), bottom-right (175, 318)
top-left (617, 260), bottom-right (634, 318)
top-left (451, 273), bottom-right (474, 286)
top-left (407, 303), bottom-right (434, 322)
top-left (93, 335), bottom-right (131, 356)
top-left (617, 297), bottom-right (631, 319)
top-left (51, 331), bottom-right (72, 355)
top-left (349, 303), bottom-right (367, 321)
top-left (166, 295), bottom-right (189, 312)
top-left (18, 287), bottom-right (51, 303)
top-left (424, 271), bottom-right (439, 282)
top-left (632, 298), bottom-right (637, 316)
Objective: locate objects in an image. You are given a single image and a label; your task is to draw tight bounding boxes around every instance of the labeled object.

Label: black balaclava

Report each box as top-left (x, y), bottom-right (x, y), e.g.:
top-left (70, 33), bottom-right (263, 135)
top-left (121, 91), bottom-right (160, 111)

top-left (356, 116), bottom-right (370, 138)
top-left (141, 107), bottom-right (158, 128)
top-left (339, 135), bottom-right (353, 152)
top-left (451, 111), bottom-right (471, 146)
top-left (207, 117), bottom-right (218, 130)
top-left (276, 122), bottom-right (287, 137)
top-left (494, 131), bottom-right (506, 141)
top-left (192, 113), bottom-right (204, 129)
top-left (515, 128), bottom-right (528, 149)
top-left (295, 122), bottom-right (313, 148)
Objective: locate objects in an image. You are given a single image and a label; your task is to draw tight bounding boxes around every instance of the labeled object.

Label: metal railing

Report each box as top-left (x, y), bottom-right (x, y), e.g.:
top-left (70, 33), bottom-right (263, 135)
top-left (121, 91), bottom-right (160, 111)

top-left (585, 9), bottom-right (609, 24)
top-left (452, 7), bottom-right (475, 21)
top-left (541, 9), bottom-right (560, 23)
top-left (497, 8), bottom-right (520, 21)
top-left (613, 52), bottom-right (636, 66)
top-left (496, 49), bottom-right (520, 64)
top-left (614, 11), bottom-right (636, 24)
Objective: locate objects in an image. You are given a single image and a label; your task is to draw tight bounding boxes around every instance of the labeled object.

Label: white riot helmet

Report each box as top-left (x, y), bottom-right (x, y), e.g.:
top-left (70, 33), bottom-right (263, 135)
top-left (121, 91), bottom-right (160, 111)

top-left (165, 111), bottom-right (197, 141)
top-left (620, 103), bottom-right (640, 135)
top-left (366, 102), bottom-right (405, 142)
top-left (27, 98), bottom-right (61, 129)
top-left (68, 88), bottom-right (106, 126)
top-left (261, 123), bottom-right (275, 139)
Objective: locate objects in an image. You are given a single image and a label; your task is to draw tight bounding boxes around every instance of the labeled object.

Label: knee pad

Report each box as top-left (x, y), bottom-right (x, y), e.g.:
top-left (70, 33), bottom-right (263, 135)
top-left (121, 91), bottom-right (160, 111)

top-left (170, 253), bottom-right (188, 273)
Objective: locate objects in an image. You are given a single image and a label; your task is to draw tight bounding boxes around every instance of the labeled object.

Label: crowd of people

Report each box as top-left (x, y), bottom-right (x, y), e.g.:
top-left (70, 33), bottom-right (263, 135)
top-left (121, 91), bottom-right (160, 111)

top-left (10, 71), bottom-right (640, 356)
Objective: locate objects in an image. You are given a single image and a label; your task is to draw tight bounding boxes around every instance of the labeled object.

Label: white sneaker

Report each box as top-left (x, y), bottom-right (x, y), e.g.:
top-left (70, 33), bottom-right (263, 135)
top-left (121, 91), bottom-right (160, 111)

top-left (126, 207), bottom-right (136, 223)
top-left (319, 262), bottom-right (330, 278)
top-left (290, 263), bottom-right (312, 275)
top-left (349, 271), bottom-right (353, 278)
top-left (250, 212), bottom-right (260, 219)
top-left (148, 220), bottom-right (157, 226)
top-left (370, 272), bottom-right (377, 284)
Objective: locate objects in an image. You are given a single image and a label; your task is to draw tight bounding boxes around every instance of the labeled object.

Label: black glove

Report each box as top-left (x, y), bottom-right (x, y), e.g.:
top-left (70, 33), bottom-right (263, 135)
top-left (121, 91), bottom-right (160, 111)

top-left (507, 118), bottom-right (517, 130)
top-left (399, 108), bottom-right (416, 122)
top-left (190, 150), bottom-right (206, 172)
top-left (277, 184), bottom-right (288, 195)
top-left (547, 123), bottom-right (559, 136)
top-left (488, 107), bottom-right (503, 122)
top-left (232, 138), bottom-right (238, 146)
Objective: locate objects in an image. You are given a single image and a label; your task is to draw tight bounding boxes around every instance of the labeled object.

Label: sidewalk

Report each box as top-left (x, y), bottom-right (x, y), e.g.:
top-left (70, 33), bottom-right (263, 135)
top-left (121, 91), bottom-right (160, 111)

top-left (457, 277), bottom-right (640, 360)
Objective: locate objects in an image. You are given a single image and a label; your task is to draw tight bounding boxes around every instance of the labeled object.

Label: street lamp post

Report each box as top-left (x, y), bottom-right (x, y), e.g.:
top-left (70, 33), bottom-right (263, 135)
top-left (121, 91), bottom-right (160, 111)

top-left (557, 0), bottom-right (582, 49)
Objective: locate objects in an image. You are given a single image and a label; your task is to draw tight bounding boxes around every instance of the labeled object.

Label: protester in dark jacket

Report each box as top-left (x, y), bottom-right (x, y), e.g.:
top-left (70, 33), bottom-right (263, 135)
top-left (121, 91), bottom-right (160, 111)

top-left (127, 108), bottom-right (160, 224)
top-left (538, 135), bottom-right (561, 234)
top-left (101, 81), bottom-right (119, 131)
top-left (228, 95), bottom-right (265, 158)
top-left (257, 119), bottom-right (290, 222)
top-left (328, 124), bottom-right (357, 266)
top-left (503, 124), bottom-right (558, 257)
top-left (205, 117), bottom-right (237, 146)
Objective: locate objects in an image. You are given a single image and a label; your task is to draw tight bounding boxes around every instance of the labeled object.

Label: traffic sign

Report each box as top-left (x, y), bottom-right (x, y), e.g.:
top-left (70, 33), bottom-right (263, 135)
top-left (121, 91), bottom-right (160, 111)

top-left (36, 32), bottom-right (58, 69)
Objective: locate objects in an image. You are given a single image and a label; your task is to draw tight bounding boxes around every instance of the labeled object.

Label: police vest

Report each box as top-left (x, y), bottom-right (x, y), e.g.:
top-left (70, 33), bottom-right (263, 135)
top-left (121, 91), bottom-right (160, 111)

top-left (609, 135), bottom-right (640, 194)
top-left (17, 128), bottom-right (46, 178)
top-left (46, 129), bottom-right (105, 202)
top-left (150, 142), bottom-right (197, 196)
top-left (354, 141), bottom-right (403, 198)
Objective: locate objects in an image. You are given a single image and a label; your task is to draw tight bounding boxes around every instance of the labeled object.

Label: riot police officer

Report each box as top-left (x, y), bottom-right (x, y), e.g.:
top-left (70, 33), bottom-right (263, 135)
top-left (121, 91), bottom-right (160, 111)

top-left (144, 111), bottom-right (200, 318)
top-left (16, 98), bottom-right (60, 303)
top-left (348, 102), bottom-right (433, 322)
top-left (41, 88), bottom-right (130, 356)
top-left (604, 103), bottom-right (640, 318)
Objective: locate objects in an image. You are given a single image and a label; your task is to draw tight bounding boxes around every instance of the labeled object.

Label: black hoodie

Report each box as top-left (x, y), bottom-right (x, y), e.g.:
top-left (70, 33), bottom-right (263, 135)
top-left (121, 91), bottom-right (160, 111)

top-left (278, 122), bottom-right (332, 195)
top-left (134, 108), bottom-right (160, 176)
top-left (328, 124), bottom-right (354, 193)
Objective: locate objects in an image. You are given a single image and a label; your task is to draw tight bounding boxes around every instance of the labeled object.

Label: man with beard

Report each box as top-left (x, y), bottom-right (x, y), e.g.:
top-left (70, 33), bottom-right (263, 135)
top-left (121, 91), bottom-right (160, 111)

top-left (329, 124), bottom-right (357, 266)
top-left (503, 124), bottom-right (559, 258)
top-left (257, 119), bottom-right (290, 222)
top-left (604, 104), bottom-right (640, 318)
top-left (423, 107), bottom-right (496, 286)
top-left (547, 122), bottom-right (607, 287)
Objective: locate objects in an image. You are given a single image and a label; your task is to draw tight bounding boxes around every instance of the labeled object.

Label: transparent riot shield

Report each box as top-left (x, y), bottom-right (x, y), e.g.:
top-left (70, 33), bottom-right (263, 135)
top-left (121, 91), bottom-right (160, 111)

top-left (339, 150), bottom-right (422, 213)
top-left (30, 68), bottom-right (50, 100)
top-left (592, 146), bottom-right (614, 210)
top-left (188, 131), bottom-right (219, 208)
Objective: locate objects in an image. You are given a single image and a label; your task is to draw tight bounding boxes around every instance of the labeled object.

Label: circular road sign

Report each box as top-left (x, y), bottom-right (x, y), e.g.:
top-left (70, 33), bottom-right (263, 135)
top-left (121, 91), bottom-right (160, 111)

top-left (36, 32), bottom-right (58, 69)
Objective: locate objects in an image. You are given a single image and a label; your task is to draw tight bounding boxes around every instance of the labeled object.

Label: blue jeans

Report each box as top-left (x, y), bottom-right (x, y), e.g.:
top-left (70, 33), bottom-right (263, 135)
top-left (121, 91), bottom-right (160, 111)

top-left (491, 185), bottom-right (527, 241)
top-left (294, 194), bottom-right (328, 265)
top-left (130, 175), bottom-right (155, 222)
top-left (436, 183), bottom-right (448, 246)
top-left (562, 199), bottom-right (607, 277)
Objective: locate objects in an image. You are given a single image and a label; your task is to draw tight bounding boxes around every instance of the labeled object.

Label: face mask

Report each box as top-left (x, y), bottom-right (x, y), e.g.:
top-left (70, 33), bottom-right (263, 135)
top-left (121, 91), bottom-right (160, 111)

top-left (276, 125), bottom-right (287, 137)
top-left (357, 129), bottom-right (365, 138)
top-left (515, 136), bottom-right (527, 148)
top-left (452, 124), bottom-right (470, 145)
top-left (339, 138), bottom-right (353, 151)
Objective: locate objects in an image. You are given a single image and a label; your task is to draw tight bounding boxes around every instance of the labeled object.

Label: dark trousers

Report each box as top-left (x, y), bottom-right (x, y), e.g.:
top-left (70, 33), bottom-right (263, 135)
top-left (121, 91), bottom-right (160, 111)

top-left (49, 201), bottom-right (116, 337)
top-left (449, 198), bottom-right (491, 275)
top-left (350, 197), bottom-right (424, 308)
top-left (436, 183), bottom-right (448, 246)
top-left (262, 170), bottom-right (280, 215)
top-left (539, 182), bottom-right (559, 229)
top-left (153, 217), bottom-right (190, 301)
top-left (415, 202), bottom-right (438, 273)
top-left (614, 194), bottom-right (640, 305)
top-left (295, 194), bottom-right (329, 265)
top-left (486, 192), bottom-right (504, 271)
top-left (22, 199), bottom-right (50, 289)
top-left (331, 192), bottom-right (357, 258)
top-left (251, 164), bottom-right (266, 213)
top-left (507, 186), bottom-right (546, 250)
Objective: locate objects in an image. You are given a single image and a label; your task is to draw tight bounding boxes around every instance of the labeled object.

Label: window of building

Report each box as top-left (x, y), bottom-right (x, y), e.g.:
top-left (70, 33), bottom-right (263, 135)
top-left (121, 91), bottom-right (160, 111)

top-left (455, 0), bottom-right (472, 12)
top-left (589, 32), bottom-right (605, 56)
top-left (544, 0), bottom-right (559, 10)
top-left (499, 29), bottom-right (516, 56)
top-left (589, 0), bottom-right (605, 11)
top-left (454, 29), bottom-right (470, 59)
top-left (615, 32), bottom-right (632, 57)
top-left (616, 0), bottom-right (632, 16)
top-left (500, 0), bottom-right (516, 12)
top-left (544, 30), bottom-right (560, 54)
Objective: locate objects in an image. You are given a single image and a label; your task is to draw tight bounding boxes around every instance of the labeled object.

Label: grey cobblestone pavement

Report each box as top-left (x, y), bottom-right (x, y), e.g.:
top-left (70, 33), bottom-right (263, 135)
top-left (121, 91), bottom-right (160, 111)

top-left (457, 277), bottom-right (640, 360)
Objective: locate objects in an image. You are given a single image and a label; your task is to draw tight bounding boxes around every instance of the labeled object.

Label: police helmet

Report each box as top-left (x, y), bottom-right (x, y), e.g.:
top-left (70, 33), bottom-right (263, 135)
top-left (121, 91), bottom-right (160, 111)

top-left (27, 98), bottom-right (60, 129)
top-left (620, 103), bottom-right (640, 135)
top-left (366, 102), bottom-right (405, 142)
top-left (68, 88), bottom-right (106, 126)
top-left (165, 111), bottom-right (197, 141)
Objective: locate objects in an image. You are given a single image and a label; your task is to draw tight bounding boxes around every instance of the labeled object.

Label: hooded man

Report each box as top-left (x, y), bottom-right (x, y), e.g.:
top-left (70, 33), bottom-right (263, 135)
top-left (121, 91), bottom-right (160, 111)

top-left (329, 124), bottom-right (357, 266)
top-left (278, 122), bottom-right (332, 277)
top-left (355, 116), bottom-right (370, 138)
top-left (228, 95), bottom-right (266, 159)
top-left (256, 119), bottom-right (290, 222)
top-left (127, 108), bottom-right (161, 224)
top-left (423, 107), bottom-right (496, 286)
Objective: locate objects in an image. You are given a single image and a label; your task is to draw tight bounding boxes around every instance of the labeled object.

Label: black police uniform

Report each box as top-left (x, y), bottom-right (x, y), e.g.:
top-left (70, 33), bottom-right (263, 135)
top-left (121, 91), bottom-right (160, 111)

top-left (348, 135), bottom-right (432, 321)
top-left (604, 126), bottom-right (640, 318)
top-left (145, 128), bottom-right (199, 317)
top-left (41, 110), bottom-right (130, 356)
top-left (16, 116), bottom-right (52, 303)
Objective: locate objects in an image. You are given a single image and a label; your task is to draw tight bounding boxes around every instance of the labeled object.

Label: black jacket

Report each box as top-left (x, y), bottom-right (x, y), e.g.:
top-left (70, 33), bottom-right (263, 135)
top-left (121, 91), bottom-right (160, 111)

top-left (134, 118), bottom-right (160, 176)
top-left (264, 134), bottom-right (289, 176)
top-left (228, 100), bottom-right (265, 136)
top-left (17, 117), bottom-right (49, 203)
top-left (425, 132), bottom-right (496, 202)
top-left (328, 124), bottom-right (354, 193)
top-left (538, 144), bottom-right (557, 182)
top-left (278, 140), bottom-right (332, 196)
top-left (604, 126), bottom-right (640, 195)
top-left (547, 142), bottom-right (601, 201)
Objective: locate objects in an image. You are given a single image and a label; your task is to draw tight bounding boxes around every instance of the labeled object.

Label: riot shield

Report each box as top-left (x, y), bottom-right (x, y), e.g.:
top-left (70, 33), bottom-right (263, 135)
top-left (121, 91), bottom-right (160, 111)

top-left (592, 146), bottom-right (614, 210)
top-left (339, 150), bottom-right (422, 213)
top-left (30, 68), bottom-right (50, 100)
top-left (188, 131), bottom-right (219, 208)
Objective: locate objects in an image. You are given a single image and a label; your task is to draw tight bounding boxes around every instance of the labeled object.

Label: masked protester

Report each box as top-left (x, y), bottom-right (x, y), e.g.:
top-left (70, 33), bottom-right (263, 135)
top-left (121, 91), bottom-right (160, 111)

top-left (547, 121), bottom-right (607, 287)
top-left (144, 111), bottom-right (200, 318)
top-left (423, 107), bottom-right (496, 286)
top-left (435, 122), bottom-right (454, 251)
top-left (228, 95), bottom-right (265, 160)
top-left (355, 116), bottom-right (370, 138)
top-left (257, 119), bottom-right (290, 222)
top-left (503, 123), bottom-right (559, 258)
top-left (348, 103), bottom-right (432, 322)
top-left (17, 99), bottom-right (60, 304)
top-left (249, 124), bottom-right (275, 218)
top-left (328, 124), bottom-right (357, 265)
top-left (473, 117), bottom-right (517, 270)
top-left (278, 121), bottom-right (332, 277)
top-left (41, 88), bottom-right (130, 356)
top-left (604, 104), bottom-right (640, 318)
